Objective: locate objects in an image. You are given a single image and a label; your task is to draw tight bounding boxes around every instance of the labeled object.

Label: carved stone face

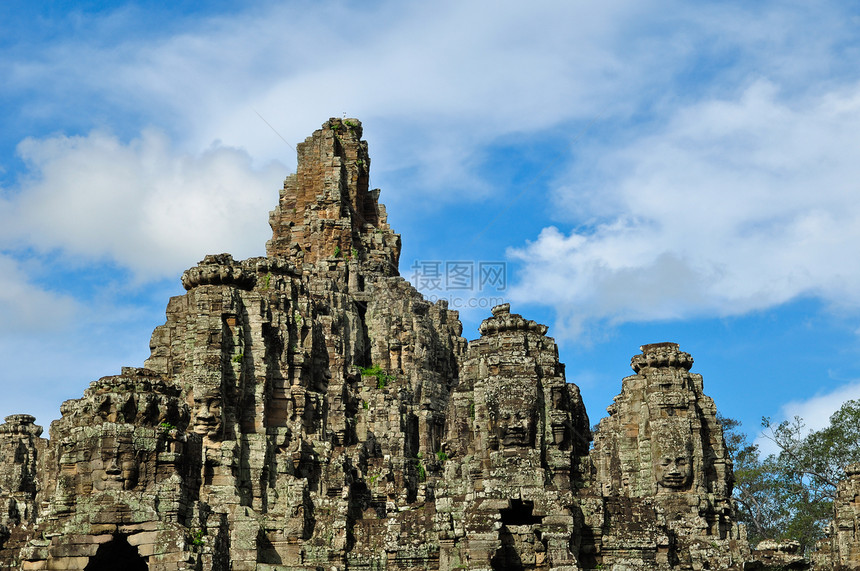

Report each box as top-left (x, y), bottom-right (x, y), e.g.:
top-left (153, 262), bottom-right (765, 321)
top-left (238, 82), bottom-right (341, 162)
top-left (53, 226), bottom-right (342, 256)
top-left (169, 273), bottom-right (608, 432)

top-left (191, 387), bottom-right (222, 438)
top-left (489, 388), bottom-right (538, 448)
top-left (654, 445), bottom-right (693, 490)
top-left (90, 435), bottom-right (138, 491)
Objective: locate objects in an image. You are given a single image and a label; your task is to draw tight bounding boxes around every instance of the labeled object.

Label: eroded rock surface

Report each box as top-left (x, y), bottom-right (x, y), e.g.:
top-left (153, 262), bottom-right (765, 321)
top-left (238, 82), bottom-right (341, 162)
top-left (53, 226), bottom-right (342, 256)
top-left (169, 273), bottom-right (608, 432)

top-left (0, 118), bottom-right (851, 570)
top-left (585, 342), bottom-right (748, 569)
top-left (813, 464), bottom-right (860, 570)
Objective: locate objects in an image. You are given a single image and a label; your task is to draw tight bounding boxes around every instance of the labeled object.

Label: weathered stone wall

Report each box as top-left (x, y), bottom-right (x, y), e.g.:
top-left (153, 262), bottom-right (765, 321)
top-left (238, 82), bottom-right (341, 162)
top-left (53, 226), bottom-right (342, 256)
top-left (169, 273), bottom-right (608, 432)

top-left (1, 118), bottom-right (854, 570)
top-left (12, 369), bottom-right (196, 570)
top-left (0, 414), bottom-right (46, 569)
top-left (585, 342), bottom-right (748, 569)
top-left (813, 464), bottom-right (860, 570)
top-left (266, 118), bottom-right (400, 275)
top-left (430, 303), bottom-right (591, 569)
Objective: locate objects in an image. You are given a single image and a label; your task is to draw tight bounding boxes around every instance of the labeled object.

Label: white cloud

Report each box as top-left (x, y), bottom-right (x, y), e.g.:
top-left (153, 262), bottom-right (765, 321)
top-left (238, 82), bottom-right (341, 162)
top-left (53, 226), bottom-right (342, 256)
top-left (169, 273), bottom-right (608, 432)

top-left (0, 302), bottom-right (165, 426)
top-left (755, 381), bottom-right (860, 456)
top-left (1, 1), bottom-right (691, 280)
top-left (780, 383), bottom-right (860, 432)
top-left (3, 1), bottom-right (860, 294)
top-left (0, 254), bottom-right (78, 334)
top-left (1, 1), bottom-right (717, 199)
top-left (509, 79), bottom-right (860, 337)
top-left (0, 0), bottom-right (858, 430)
top-left (1, 130), bottom-right (285, 279)
top-left (136, 1), bottom-right (649, 197)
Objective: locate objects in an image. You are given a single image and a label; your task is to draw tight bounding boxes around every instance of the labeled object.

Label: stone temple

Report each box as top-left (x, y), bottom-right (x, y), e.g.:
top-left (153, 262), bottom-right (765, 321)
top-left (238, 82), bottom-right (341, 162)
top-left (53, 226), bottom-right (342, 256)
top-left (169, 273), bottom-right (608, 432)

top-left (0, 119), bottom-right (854, 569)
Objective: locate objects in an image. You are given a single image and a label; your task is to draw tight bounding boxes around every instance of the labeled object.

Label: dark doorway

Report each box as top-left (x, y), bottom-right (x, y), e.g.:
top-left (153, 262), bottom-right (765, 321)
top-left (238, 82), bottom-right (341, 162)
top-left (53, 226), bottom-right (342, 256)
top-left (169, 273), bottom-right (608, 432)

top-left (84, 535), bottom-right (147, 571)
top-left (500, 499), bottom-right (543, 526)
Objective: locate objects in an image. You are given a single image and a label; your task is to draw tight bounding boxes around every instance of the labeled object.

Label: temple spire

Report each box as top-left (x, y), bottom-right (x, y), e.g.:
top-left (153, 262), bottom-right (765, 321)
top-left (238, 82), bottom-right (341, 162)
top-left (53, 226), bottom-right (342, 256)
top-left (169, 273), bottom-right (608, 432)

top-left (266, 118), bottom-right (400, 274)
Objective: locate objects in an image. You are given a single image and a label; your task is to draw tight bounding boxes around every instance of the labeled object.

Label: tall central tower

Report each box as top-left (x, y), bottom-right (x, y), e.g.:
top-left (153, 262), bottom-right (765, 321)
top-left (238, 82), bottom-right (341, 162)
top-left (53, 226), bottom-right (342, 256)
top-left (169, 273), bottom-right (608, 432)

top-left (266, 118), bottom-right (401, 275)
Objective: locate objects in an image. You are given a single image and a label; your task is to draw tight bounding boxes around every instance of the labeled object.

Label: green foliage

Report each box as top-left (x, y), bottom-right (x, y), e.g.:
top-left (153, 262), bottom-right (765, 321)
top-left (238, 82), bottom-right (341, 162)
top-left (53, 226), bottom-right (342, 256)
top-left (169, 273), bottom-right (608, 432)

top-left (360, 364), bottom-right (394, 389)
top-left (232, 353), bottom-right (243, 363)
top-left (191, 529), bottom-right (205, 546)
top-left (261, 272), bottom-right (272, 290)
top-left (436, 450), bottom-right (449, 463)
top-left (776, 399), bottom-right (860, 496)
top-left (334, 245), bottom-right (342, 258)
top-left (368, 474), bottom-right (378, 486)
top-left (159, 421), bottom-right (176, 436)
top-left (344, 120), bottom-right (358, 129)
top-left (351, 247), bottom-right (359, 259)
top-left (721, 400), bottom-right (860, 553)
top-left (416, 453), bottom-right (426, 482)
top-left (330, 122), bottom-right (341, 131)
top-left (362, 400), bottom-right (369, 410)
top-left (469, 400), bottom-right (475, 420)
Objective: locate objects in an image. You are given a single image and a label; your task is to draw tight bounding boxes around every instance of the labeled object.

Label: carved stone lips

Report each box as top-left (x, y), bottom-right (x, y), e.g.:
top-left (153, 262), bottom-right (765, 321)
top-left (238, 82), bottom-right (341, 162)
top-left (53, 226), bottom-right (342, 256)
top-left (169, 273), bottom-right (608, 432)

top-left (193, 417), bottom-right (218, 435)
top-left (503, 428), bottom-right (528, 446)
top-left (662, 474), bottom-right (687, 487)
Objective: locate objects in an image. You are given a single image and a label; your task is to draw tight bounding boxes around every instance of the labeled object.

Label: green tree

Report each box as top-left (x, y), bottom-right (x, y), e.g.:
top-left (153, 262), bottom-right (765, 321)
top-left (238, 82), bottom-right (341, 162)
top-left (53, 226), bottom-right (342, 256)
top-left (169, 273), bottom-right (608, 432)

top-left (766, 400), bottom-right (860, 500)
top-left (721, 399), bottom-right (860, 553)
top-left (719, 414), bottom-right (783, 545)
top-left (758, 417), bottom-right (825, 551)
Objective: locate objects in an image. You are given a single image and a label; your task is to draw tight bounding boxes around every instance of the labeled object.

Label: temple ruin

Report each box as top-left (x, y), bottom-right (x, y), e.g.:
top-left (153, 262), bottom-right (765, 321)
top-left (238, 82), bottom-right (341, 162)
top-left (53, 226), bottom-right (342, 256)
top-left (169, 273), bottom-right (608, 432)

top-left (0, 118), bottom-right (855, 569)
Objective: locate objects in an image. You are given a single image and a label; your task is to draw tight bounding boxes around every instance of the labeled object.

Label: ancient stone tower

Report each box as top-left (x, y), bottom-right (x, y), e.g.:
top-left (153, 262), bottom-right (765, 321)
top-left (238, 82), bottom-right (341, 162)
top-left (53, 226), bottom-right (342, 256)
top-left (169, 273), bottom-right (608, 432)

top-left (0, 118), bottom-right (852, 569)
top-left (586, 343), bottom-right (745, 569)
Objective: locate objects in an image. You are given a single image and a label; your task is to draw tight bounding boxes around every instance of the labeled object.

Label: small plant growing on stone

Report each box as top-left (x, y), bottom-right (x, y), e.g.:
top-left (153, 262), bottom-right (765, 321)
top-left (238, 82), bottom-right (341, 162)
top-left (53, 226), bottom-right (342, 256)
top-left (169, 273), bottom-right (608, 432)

top-left (159, 421), bottom-right (176, 436)
top-left (334, 245), bottom-right (342, 258)
top-left (191, 529), bottom-right (205, 546)
top-left (436, 450), bottom-right (449, 463)
top-left (368, 474), bottom-right (378, 485)
top-left (232, 353), bottom-right (243, 363)
top-left (351, 248), bottom-right (359, 259)
top-left (359, 364), bottom-right (394, 390)
top-left (362, 400), bottom-right (369, 410)
top-left (261, 272), bottom-right (272, 290)
top-left (344, 120), bottom-right (358, 129)
top-left (416, 453), bottom-right (426, 482)
top-left (469, 400), bottom-right (475, 420)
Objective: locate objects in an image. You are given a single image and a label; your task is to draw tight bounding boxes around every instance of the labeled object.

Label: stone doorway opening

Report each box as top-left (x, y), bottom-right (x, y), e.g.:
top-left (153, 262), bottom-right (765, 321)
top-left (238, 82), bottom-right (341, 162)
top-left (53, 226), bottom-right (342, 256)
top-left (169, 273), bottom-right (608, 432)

top-left (84, 535), bottom-right (147, 571)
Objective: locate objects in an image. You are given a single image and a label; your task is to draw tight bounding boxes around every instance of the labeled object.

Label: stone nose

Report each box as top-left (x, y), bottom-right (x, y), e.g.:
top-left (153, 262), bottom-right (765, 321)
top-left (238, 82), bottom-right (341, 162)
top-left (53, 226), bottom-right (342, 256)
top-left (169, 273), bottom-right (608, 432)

top-left (105, 458), bottom-right (121, 475)
top-left (667, 463), bottom-right (681, 474)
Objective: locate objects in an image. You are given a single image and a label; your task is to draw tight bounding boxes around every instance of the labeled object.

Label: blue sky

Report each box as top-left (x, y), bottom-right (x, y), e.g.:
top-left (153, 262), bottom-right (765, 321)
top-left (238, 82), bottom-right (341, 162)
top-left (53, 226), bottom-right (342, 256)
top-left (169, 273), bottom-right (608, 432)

top-left (2, 1), bottom-right (860, 453)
